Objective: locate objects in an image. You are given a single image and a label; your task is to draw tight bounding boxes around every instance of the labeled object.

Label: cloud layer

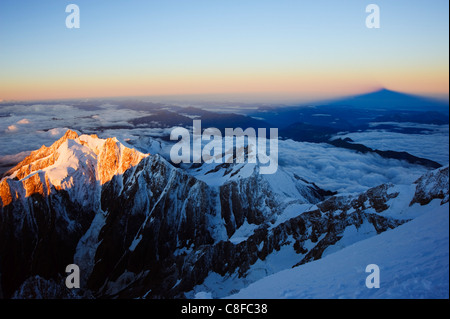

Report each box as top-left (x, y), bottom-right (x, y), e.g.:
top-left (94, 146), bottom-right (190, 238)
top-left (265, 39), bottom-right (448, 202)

top-left (278, 139), bottom-right (429, 195)
top-left (0, 103), bottom-right (439, 195)
top-left (336, 123), bottom-right (449, 166)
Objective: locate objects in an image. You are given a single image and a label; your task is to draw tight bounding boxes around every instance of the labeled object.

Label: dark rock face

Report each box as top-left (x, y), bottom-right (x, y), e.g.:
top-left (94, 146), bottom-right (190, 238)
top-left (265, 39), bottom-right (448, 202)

top-left (219, 173), bottom-right (278, 237)
top-left (410, 166), bottom-right (449, 206)
top-left (89, 155), bottom-right (219, 297)
top-left (12, 275), bottom-right (90, 299)
top-left (1, 135), bottom-right (448, 299)
top-left (0, 189), bottom-right (95, 298)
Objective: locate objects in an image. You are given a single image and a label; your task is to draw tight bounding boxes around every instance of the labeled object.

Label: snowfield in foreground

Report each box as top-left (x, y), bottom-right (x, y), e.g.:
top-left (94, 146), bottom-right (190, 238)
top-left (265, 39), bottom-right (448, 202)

top-left (229, 200), bottom-right (449, 299)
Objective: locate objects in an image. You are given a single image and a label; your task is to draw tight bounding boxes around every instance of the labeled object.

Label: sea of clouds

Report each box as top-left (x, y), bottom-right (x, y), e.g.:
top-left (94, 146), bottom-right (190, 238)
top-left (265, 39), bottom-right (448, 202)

top-left (0, 103), bottom-right (444, 195)
top-left (334, 122), bottom-right (449, 166)
top-left (278, 139), bottom-right (429, 195)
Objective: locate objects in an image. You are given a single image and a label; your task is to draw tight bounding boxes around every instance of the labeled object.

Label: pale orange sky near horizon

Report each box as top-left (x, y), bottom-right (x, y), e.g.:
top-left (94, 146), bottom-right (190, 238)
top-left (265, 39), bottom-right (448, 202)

top-left (0, 0), bottom-right (448, 103)
top-left (1, 56), bottom-right (448, 103)
top-left (1, 62), bottom-right (448, 102)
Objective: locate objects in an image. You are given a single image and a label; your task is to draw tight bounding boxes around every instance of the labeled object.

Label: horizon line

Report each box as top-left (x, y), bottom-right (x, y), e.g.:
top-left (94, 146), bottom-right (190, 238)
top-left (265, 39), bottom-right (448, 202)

top-left (1, 87), bottom-right (449, 106)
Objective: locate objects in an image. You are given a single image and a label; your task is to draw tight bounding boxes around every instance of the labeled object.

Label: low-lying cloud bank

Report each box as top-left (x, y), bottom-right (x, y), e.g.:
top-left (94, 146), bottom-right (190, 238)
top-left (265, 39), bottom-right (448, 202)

top-left (336, 123), bottom-right (449, 166)
top-left (0, 103), bottom-right (439, 195)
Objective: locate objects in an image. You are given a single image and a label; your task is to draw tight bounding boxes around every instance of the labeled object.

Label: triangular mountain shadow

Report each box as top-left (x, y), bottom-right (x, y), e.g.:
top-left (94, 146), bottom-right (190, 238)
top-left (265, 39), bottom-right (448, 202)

top-left (324, 88), bottom-right (449, 113)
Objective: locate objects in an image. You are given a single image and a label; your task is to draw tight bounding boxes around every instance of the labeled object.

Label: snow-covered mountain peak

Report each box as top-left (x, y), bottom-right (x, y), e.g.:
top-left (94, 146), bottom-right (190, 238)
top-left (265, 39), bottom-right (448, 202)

top-left (4, 129), bottom-right (80, 181)
top-left (0, 130), bottom-right (149, 207)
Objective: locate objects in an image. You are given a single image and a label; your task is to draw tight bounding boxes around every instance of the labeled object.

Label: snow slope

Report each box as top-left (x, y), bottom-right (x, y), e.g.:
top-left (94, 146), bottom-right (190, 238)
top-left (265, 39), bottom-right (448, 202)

top-left (229, 200), bottom-right (449, 299)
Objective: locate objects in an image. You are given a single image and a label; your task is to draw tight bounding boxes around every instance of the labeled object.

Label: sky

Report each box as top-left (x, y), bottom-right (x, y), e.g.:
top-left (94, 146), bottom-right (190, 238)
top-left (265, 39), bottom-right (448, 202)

top-left (0, 0), bottom-right (448, 102)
